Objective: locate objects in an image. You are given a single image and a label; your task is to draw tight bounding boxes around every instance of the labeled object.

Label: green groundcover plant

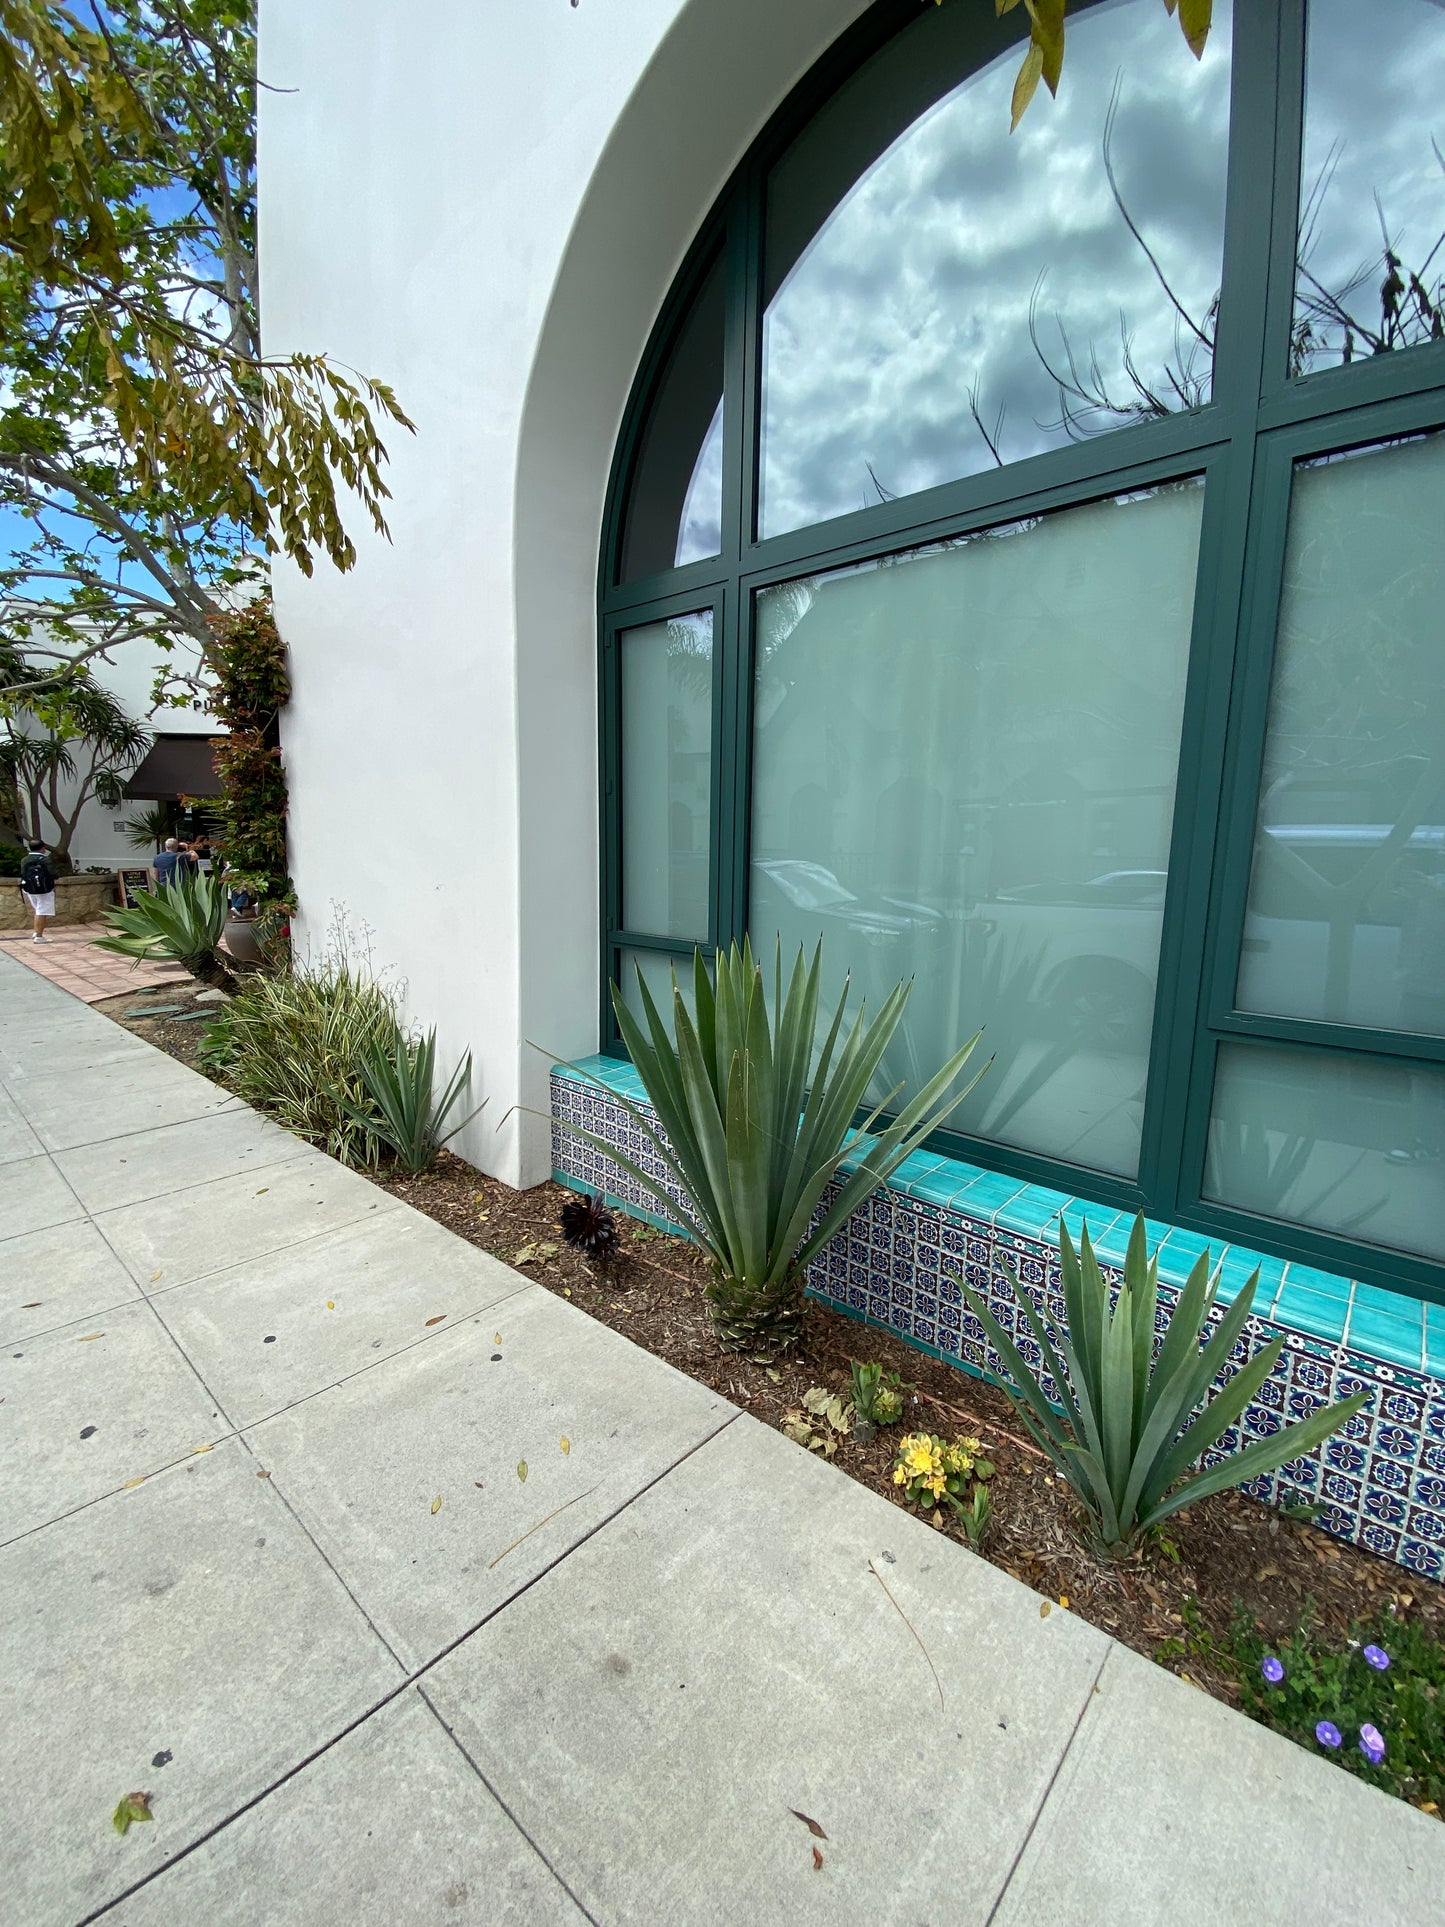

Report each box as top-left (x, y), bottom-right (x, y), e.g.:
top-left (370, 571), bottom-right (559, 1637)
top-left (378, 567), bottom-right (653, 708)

top-left (1163, 1601), bottom-right (1444, 1815)
top-left (560, 938), bottom-right (988, 1352)
top-left (959, 1215), bottom-right (1369, 1556)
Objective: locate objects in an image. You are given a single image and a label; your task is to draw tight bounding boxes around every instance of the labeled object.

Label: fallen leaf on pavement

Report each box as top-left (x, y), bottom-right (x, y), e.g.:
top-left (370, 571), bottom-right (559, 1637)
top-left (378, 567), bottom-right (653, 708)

top-left (1039, 1601), bottom-right (1052, 1618)
top-left (78, 1333), bottom-right (104, 1342)
top-left (813, 1846), bottom-right (824, 1872)
top-left (431, 1496), bottom-right (442, 1514)
top-left (123, 1476), bottom-right (146, 1489)
top-left (149, 1271), bottom-right (163, 1282)
top-left (560, 1437), bottom-right (571, 1456)
top-left (112, 1792), bottom-right (152, 1835)
top-left (789, 1809), bottom-right (828, 1840)
top-left (425, 1315), bottom-right (446, 1326)
top-left (517, 1460), bottom-right (528, 1482)
top-left (256, 1469), bottom-right (270, 1479)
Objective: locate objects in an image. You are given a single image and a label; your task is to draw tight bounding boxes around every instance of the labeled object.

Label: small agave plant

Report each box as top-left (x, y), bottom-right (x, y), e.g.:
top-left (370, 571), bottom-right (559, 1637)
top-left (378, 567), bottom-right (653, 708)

top-left (561, 938), bottom-right (987, 1353)
top-left (959, 1215), bottom-right (1370, 1558)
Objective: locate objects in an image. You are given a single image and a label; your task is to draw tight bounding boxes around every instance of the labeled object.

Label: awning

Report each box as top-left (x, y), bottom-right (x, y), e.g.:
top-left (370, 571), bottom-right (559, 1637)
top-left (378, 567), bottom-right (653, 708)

top-left (122, 734), bottom-right (224, 800)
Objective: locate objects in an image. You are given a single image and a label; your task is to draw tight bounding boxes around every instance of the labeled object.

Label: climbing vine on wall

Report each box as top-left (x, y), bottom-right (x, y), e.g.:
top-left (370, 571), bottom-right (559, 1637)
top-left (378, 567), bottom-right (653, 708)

top-left (208, 595), bottom-right (295, 912)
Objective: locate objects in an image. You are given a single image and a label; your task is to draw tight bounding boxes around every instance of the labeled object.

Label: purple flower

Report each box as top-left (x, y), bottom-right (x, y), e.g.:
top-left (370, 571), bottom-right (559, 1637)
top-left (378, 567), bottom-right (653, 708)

top-left (1315, 1721), bottom-right (1342, 1749)
top-left (1362, 1644), bottom-right (1390, 1672)
top-left (1359, 1723), bottom-right (1386, 1765)
top-left (1261, 1656), bottom-right (1284, 1684)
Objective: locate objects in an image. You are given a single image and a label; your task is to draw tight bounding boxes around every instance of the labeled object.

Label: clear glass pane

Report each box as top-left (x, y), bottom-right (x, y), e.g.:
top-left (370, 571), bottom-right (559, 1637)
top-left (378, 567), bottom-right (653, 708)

top-left (1205, 1041), bottom-right (1445, 1262)
top-left (616, 948), bottom-right (707, 1027)
top-left (621, 610), bottom-right (713, 939)
top-left (620, 251), bottom-right (725, 581)
top-left (1294, 0), bottom-right (1445, 377)
top-left (758, 0), bottom-right (1231, 541)
top-left (749, 479), bottom-right (1205, 1179)
top-left (1235, 434), bottom-right (1445, 1036)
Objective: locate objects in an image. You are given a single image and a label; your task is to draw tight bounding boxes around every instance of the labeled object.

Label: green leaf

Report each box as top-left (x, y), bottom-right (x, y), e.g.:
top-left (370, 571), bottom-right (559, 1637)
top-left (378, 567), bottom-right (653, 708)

top-left (1010, 38), bottom-right (1045, 130)
top-left (111, 1792), bottom-right (153, 1835)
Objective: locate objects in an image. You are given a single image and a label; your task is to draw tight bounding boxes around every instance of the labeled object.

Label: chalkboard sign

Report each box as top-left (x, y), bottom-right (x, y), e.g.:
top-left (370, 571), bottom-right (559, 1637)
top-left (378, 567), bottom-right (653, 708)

top-left (118, 868), bottom-right (153, 908)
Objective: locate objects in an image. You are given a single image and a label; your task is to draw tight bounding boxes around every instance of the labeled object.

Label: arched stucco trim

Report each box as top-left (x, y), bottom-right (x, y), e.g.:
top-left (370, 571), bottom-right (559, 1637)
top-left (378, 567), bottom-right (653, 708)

top-left (510, 0), bottom-right (871, 1182)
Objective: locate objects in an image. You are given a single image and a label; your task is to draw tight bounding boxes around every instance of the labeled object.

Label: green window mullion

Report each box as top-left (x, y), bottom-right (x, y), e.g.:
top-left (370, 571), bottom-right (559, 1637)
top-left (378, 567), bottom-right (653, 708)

top-left (1135, 436), bottom-right (1264, 1217)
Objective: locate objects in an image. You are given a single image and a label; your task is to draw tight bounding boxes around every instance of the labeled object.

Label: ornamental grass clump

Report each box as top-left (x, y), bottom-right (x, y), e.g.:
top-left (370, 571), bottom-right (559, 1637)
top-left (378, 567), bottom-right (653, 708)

top-left (204, 950), bottom-right (397, 1166)
top-left (561, 938), bottom-right (987, 1352)
top-left (958, 1214), bottom-right (1370, 1558)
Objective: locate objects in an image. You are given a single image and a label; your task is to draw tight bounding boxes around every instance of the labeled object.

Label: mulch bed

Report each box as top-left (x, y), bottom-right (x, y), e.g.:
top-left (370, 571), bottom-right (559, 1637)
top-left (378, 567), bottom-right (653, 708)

top-left (92, 978), bottom-right (227, 1070)
top-left (368, 1153), bottom-right (1445, 1711)
top-left (87, 987), bottom-right (1445, 1727)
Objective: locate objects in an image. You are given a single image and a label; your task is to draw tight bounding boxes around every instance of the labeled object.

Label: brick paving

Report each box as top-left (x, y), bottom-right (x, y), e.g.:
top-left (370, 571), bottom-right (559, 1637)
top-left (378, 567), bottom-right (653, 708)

top-left (0, 923), bottom-right (191, 1004)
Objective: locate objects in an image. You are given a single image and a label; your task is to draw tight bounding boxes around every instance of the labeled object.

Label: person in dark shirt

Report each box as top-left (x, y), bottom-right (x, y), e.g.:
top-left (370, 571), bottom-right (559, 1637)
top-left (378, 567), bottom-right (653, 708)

top-left (152, 837), bottom-right (191, 890)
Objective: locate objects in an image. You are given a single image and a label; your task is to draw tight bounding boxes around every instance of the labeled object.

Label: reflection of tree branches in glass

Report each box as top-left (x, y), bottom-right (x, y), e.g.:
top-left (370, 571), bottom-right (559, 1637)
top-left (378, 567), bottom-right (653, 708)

top-left (1027, 83), bottom-right (1218, 444)
top-left (1208, 1115), bottom-right (1387, 1238)
top-left (1295, 140), bottom-right (1445, 369)
top-left (954, 87), bottom-right (1445, 466)
top-left (664, 615), bottom-right (714, 707)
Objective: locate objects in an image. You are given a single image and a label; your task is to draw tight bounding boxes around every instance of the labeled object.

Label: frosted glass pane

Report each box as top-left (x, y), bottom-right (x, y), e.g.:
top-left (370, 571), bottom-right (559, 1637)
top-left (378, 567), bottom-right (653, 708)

top-left (1294, 0), bottom-right (1445, 376)
top-left (749, 480), bottom-right (1204, 1179)
top-left (620, 251), bottom-right (724, 580)
top-left (1206, 1042), bottom-right (1445, 1262)
top-left (617, 948), bottom-right (706, 1026)
top-left (1235, 434), bottom-right (1445, 1036)
top-left (759, 0), bottom-right (1230, 539)
top-left (621, 612), bottom-right (712, 939)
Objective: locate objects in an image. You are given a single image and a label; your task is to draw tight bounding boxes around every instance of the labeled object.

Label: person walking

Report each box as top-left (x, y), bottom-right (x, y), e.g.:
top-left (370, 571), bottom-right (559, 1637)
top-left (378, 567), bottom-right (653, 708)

top-left (152, 837), bottom-right (189, 890)
top-left (18, 839), bottom-right (57, 943)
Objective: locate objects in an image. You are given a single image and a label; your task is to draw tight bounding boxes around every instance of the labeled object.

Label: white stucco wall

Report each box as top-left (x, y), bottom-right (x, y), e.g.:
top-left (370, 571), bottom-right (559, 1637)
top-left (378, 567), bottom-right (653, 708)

top-left (259, 0), bottom-right (869, 1184)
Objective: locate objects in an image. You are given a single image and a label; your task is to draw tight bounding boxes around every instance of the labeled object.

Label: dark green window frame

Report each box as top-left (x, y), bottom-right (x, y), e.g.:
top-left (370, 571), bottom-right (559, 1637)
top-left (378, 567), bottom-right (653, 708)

top-left (596, 0), bottom-right (1445, 1305)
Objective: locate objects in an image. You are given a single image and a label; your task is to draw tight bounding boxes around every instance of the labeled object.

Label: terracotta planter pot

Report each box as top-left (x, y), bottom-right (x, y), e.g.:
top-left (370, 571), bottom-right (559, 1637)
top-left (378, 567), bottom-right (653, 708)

top-left (0, 872), bottom-right (118, 931)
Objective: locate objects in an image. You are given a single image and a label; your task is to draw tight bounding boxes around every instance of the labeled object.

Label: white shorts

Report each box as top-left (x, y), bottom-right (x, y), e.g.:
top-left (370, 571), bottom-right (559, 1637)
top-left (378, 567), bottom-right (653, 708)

top-left (22, 891), bottom-right (56, 918)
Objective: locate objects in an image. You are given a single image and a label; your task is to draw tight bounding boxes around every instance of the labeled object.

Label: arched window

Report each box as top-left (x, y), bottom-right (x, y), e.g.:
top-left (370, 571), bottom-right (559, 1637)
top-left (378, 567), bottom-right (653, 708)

top-left (598, 0), bottom-right (1445, 1299)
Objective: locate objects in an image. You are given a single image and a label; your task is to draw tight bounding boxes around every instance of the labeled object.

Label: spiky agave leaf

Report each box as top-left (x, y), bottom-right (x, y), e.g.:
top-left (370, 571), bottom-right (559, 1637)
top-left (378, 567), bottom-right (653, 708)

top-left (554, 938), bottom-right (990, 1353)
top-left (958, 1214), bottom-right (1370, 1555)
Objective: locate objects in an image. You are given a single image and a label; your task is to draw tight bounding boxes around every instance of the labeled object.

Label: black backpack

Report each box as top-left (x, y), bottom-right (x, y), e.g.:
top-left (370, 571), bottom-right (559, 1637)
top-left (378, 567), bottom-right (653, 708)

top-left (20, 852), bottom-right (55, 895)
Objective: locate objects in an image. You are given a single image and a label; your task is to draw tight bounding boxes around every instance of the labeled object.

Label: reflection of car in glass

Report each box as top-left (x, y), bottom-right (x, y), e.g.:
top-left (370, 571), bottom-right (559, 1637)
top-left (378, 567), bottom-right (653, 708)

top-left (980, 870), bottom-right (1168, 1052)
top-left (751, 858), bottom-right (945, 949)
top-left (1243, 823), bottom-right (1445, 1030)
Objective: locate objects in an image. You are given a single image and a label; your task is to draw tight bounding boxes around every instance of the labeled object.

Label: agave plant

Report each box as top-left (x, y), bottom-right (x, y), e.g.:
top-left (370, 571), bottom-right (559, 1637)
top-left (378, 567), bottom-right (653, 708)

top-left (351, 1023), bottom-right (482, 1174)
top-left (959, 1215), bottom-right (1369, 1557)
top-left (563, 939), bottom-right (987, 1352)
top-left (94, 866), bottom-right (235, 990)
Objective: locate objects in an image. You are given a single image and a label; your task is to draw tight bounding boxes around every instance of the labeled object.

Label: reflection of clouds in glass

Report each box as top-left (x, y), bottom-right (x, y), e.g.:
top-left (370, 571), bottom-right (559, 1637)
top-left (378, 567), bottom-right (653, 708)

top-left (760, 0), bottom-right (1232, 540)
top-left (676, 398), bottom-right (723, 565)
top-left (1296, 0), bottom-right (1445, 371)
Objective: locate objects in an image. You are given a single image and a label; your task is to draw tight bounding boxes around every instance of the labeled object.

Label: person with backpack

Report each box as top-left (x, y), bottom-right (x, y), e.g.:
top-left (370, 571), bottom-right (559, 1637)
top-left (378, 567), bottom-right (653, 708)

top-left (18, 840), bottom-right (57, 943)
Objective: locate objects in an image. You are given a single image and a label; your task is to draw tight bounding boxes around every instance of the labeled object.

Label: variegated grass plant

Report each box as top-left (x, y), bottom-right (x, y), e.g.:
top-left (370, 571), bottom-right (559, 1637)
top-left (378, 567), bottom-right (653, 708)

top-left (959, 1215), bottom-right (1370, 1558)
top-left (564, 939), bottom-right (988, 1353)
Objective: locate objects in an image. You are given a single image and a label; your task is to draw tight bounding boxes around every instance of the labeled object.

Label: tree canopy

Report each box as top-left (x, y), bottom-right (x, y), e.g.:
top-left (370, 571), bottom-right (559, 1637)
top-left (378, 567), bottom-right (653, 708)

top-left (0, 0), bottom-right (412, 702)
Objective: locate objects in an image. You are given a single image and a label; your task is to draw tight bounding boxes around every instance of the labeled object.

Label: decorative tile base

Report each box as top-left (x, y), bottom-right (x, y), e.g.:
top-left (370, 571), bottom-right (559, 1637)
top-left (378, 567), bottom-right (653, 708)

top-left (552, 1057), bottom-right (1445, 1582)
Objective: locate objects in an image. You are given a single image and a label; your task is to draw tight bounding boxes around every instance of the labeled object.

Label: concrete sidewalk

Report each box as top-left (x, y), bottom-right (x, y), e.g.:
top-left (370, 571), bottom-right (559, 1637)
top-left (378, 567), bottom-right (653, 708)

top-left (2, 948), bottom-right (1440, 1925)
